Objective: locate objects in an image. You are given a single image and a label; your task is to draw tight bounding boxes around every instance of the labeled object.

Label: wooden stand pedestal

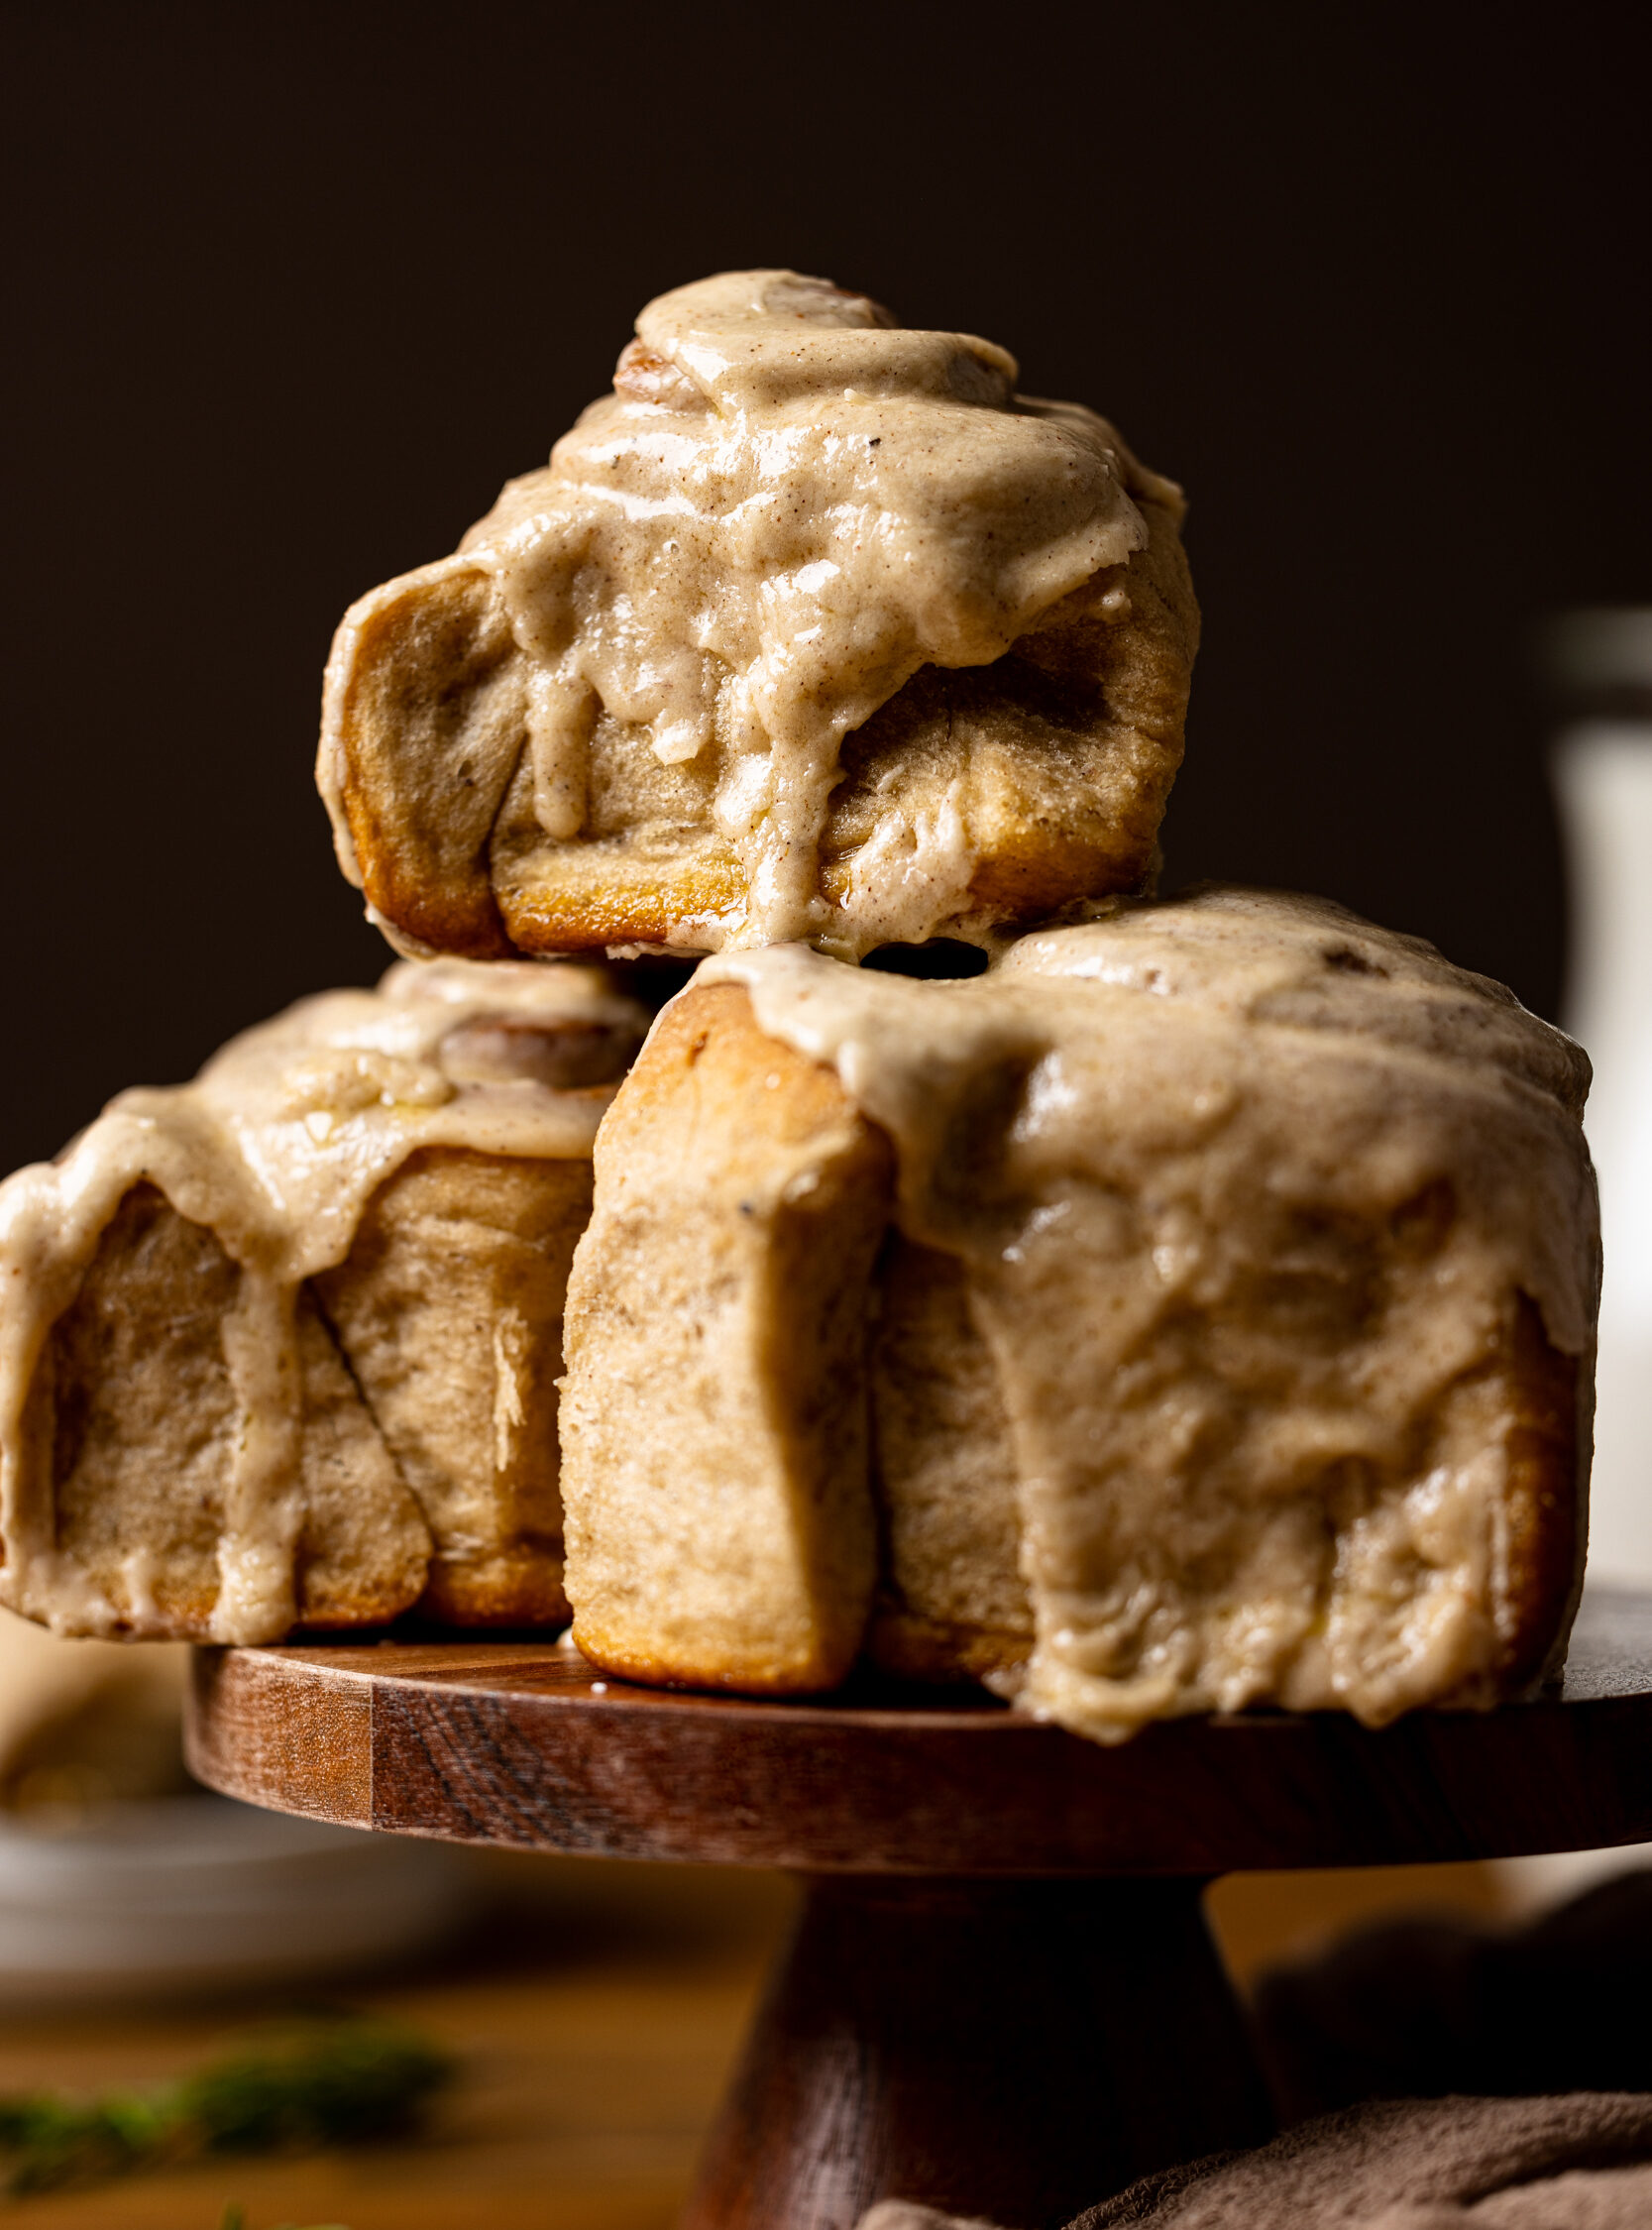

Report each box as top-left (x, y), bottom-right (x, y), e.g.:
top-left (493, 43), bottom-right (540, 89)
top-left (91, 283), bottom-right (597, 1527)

top-left (186, 1591), bottom-right (1652, 2230)
top-left (683, 1873), bottom-right (1266, 2229)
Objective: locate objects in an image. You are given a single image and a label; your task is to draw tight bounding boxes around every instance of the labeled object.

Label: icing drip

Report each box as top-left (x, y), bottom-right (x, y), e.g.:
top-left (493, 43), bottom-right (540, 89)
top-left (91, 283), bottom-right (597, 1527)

top-left (0, 959), bottom-right (643, 1642)
top-left (702, 889), bottom-right (1599, 1739)
top-left (407, 270), bottom-right (1172, 951)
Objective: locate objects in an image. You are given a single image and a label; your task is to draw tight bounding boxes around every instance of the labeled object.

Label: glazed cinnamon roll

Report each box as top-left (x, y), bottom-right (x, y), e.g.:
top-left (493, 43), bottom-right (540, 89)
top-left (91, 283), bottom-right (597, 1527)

top-left (318, 271), bottom-right (1197, 966)
top-left (0, 959), bottom-right (646, 1641)
top-left (560, 890), bottom-right (1597, 1741)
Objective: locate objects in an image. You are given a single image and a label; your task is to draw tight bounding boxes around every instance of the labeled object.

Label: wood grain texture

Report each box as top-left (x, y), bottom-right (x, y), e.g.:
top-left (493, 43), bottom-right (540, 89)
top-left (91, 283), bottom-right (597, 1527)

top-left (186, 1592), bottom-right (1652, 1874)
top-left (188, 1646), bottom-right (371, 1825)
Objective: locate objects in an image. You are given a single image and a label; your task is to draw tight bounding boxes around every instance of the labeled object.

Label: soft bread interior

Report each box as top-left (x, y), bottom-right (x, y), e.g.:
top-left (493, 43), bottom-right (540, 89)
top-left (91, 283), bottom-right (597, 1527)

top-left (315, 1146), bottom-right (591, 1626)
top-left (33, 1184), bottom-right (430, 1636)
top-left (821, 502), bottom-right (1195, 928)
top-left (867, 1237), bottom-right (1033, 1682)
top-left (323, 560), bottom-right (522, 957)
top-left (18, 1139), bottom-right (605, 1639)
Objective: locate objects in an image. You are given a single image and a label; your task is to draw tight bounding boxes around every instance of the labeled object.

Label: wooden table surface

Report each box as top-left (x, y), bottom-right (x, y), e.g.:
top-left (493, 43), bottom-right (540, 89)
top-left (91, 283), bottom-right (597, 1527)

top-left (0, 1855), bottom-right (796, 2230)
top-left (0, 1848), bottom-right (1521, 2230)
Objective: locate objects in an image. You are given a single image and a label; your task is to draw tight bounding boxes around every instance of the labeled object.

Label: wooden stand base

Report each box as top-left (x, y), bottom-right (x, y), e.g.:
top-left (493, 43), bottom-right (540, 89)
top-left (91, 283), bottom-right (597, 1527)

top-left (184, 1595), bottom-right (1652, 2230)
top-left (682, 1874), bottom-right (1270, 2230)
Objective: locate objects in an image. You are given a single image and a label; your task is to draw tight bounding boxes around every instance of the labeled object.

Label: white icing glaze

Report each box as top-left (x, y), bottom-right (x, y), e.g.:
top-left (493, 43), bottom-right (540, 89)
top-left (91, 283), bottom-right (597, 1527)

top-left (322, 270), bottom-right (1177, 953)
top-left (0, 959), bottom-right (642, 1643)
top-left (702, 888), bottom-right (1599, 1739)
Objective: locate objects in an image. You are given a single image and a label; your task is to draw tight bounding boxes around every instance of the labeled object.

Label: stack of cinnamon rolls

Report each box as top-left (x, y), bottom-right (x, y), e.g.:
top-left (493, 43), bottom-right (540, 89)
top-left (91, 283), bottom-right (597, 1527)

top-left (0, 274), bottom-right (1597, 1744)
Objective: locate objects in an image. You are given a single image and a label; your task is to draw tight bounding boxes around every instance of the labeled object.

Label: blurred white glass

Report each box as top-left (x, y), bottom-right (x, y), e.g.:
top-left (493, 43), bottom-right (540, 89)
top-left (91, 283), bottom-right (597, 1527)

top-left (1498, 610), bottom-right (1652, 1916)
top-left (1551, 610), bottom-right (1652, 1584)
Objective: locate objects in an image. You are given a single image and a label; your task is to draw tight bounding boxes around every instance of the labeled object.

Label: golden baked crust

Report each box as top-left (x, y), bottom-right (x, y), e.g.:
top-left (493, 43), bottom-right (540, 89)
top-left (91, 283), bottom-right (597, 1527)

top-left (15, 1148), bottom-right (599, 1639)
top-left (559, 984), bottom-right (893, 1692)
top-left (558, 963), bottom-right (1591, 1719)
top-left (866, 1612), bottom-right (1034, 1685)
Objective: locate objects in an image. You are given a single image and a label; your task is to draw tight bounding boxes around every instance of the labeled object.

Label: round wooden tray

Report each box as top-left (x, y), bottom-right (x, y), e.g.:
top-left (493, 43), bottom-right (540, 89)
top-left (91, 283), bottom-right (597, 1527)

top-left (185, 1588), bottom-right (1652, 2230)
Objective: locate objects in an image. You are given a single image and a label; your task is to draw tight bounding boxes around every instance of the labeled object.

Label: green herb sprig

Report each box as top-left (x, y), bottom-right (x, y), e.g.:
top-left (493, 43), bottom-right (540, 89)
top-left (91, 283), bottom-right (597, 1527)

top-left (0, 2016), bottom-right (450, 2198)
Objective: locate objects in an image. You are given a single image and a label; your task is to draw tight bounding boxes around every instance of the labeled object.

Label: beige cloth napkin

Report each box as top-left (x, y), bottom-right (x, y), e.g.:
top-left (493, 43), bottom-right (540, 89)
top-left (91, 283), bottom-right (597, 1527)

top-left (859, 2092), bottom-right (1652, 2230)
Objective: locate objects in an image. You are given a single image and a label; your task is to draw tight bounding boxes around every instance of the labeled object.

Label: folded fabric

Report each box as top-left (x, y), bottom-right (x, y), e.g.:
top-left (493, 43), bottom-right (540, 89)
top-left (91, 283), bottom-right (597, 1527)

top-left (857, 2092), bottom-right (1652, 2230)
top-left (1255, 1869), bottom-right (1652, 2118)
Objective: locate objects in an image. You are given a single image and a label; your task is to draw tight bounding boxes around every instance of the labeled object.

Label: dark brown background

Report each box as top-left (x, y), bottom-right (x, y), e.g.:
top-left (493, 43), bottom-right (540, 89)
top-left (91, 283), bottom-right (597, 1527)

top-left (1, 1), bottom-right (1646, 1178)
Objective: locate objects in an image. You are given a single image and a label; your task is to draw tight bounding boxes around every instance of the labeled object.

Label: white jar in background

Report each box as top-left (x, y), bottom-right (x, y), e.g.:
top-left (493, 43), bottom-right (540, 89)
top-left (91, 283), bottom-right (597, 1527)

top-left (1551, 610), bottom-right (1652, 1586)
top-left (1492, 611), bottom-right (1652, 1918)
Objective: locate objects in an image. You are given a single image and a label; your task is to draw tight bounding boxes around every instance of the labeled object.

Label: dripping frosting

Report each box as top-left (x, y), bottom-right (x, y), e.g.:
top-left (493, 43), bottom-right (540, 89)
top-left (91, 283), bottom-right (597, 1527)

top-left (320, 269), bottom-right (1180, 955)
top-left (701, 888), bottom-right (1599, 1739)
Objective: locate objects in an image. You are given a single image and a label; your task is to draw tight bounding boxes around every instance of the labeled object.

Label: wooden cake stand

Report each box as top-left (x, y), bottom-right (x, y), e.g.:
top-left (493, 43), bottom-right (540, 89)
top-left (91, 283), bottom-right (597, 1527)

top-left (185, 1589), bottom-right (1652, 2230)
